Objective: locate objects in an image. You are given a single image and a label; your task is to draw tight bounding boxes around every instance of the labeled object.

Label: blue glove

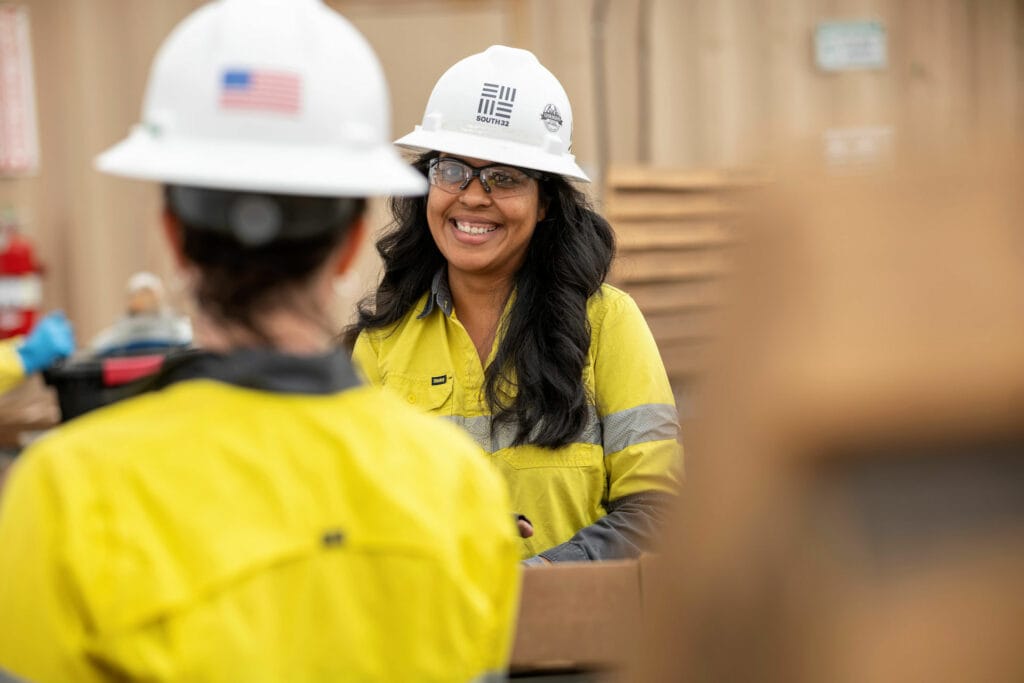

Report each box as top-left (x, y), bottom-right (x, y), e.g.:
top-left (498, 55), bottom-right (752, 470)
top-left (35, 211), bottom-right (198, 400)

top-left (17, 311), bottom-right (76, 375)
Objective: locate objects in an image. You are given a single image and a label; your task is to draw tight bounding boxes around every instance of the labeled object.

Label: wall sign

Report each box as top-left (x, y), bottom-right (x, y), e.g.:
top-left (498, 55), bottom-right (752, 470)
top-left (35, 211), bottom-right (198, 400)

top-left (823, 126), bottom-right (894, 170)
top-left (815, 20), bottom-right (888, 72)
top-left (0, 4), bottom-right (40, 175)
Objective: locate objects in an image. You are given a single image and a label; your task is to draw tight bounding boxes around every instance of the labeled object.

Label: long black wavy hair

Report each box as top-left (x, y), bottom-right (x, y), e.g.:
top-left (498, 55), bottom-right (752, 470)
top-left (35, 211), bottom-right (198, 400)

top-left (344, 152), bottom-right (615, 449)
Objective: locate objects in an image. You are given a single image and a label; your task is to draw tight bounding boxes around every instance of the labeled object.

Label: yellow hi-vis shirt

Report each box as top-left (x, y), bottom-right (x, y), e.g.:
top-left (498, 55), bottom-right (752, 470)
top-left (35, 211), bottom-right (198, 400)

top-left (354, 281), bottom-right (681, 561)
top-left (0, 349), bottom-right (520, 683)
top-left (0, 339), bottom-right (26, 395)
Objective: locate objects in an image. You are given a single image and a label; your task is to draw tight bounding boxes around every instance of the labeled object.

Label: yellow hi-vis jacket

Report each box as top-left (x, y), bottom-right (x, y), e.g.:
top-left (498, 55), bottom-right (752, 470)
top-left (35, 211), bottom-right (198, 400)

top-left (354, 279), bottom-right (681, 562)
top-left (0, 349), bottom-right (520, 683)
top-left (0, 339), bottom-right (26, 395)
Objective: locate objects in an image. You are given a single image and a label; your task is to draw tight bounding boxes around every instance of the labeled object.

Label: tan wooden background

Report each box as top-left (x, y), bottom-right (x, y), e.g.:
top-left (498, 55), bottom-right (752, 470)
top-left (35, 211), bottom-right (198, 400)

top-left (0, 0), bottom-right (1021, 341)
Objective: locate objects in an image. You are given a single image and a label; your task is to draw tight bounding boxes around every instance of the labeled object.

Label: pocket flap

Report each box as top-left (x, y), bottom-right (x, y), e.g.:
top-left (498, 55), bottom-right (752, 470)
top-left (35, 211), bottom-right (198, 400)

top-left (385, 371), bottom-right (454, 413)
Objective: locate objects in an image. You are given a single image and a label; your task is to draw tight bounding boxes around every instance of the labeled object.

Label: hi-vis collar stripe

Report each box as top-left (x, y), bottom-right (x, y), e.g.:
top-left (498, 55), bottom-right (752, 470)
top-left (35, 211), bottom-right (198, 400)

top-left (148, 348), bottom-right (360, 396)
top-left (418, 269), bottom-right (454, 319)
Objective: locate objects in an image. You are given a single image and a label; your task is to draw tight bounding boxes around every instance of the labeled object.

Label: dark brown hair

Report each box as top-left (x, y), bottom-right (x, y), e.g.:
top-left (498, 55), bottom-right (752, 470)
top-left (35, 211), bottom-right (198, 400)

top-left (166, 186), bottom-right (365, 343)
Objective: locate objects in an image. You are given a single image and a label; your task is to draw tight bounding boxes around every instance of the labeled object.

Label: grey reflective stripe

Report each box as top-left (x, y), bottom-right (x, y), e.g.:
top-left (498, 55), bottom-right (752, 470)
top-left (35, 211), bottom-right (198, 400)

top-left (0, 668), bottom-right (27, 683)
top-left (603, 403), bottom-right (679, 454)
top-left (445, 414), bottom-right (495, 451)
top-left (446, 405), bottom-right (602, 454)
top-left (469, 672), bottom-right (506, 683)
top-left (578, 405), bottom-right (603, 447)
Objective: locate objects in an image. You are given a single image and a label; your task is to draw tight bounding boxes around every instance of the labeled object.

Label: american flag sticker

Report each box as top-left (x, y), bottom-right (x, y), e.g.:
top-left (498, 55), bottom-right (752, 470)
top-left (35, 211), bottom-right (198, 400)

top-left (220, 69), bottom-right (301, 115)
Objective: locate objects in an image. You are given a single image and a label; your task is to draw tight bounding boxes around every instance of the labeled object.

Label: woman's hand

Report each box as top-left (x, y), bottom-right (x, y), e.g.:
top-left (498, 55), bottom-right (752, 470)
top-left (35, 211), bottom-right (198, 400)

top-left (514, 513), bottom-right (534, 538)
top-left (515, 514), bottom-right (554, 564)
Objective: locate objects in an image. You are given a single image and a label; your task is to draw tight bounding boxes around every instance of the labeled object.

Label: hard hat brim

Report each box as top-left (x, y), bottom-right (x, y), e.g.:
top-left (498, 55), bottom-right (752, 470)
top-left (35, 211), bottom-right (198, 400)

top-left (97, 126), bottom-right (428, 197)
top-left (395, 127), bottom-right (590, 183)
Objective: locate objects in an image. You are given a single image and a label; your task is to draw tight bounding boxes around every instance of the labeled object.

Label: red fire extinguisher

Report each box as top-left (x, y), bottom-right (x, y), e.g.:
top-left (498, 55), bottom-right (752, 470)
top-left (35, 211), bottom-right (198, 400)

top-left (0, 219), bottom-right (42, 340)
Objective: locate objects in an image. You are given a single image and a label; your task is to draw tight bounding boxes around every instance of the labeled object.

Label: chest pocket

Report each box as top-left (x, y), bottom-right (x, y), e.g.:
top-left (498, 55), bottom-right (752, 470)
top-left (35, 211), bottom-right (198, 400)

top-left (384, 371), bottom-right (455, 416)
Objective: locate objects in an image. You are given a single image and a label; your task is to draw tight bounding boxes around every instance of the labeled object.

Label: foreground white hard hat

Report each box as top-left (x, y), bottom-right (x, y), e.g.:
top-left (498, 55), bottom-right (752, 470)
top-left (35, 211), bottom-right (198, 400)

top-left (396, 45), bottom-right (589, 182)
top-left (97, 0), bottom-right (425, 197)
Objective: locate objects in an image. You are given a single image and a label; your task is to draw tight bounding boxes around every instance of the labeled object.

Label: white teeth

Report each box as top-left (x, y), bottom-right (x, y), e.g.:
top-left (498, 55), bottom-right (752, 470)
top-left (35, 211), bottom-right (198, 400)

top-left (454, 220), bottom-right (498, 235)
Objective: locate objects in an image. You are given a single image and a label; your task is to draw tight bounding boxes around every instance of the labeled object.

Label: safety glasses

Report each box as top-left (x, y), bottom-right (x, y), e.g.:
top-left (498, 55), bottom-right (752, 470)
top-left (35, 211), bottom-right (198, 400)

top-left (428, 157), bottom-right (542, 198)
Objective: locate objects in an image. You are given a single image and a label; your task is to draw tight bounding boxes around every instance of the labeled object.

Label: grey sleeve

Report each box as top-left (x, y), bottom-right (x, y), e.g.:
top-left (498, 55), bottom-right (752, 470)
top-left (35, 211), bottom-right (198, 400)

top-left (0, 668), bottom-right (29, 683)
top-left (536, 490), bottom-right (676, 562)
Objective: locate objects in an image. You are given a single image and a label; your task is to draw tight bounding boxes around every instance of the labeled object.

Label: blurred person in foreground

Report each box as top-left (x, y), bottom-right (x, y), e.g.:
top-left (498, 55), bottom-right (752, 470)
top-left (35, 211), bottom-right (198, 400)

top-left (631, 146), bottom-right (1024, 683)
top-left (0, 1), bottom-right (520, 681)
top-left (346, 45), bottom-right (681, 564)
top-left (0, 311), bottom-right (74, 395)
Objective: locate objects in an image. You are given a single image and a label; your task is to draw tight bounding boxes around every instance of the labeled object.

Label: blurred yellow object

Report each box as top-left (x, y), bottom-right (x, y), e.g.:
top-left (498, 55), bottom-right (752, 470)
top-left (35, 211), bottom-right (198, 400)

top-left (0, 369), bottom-right (521, 682)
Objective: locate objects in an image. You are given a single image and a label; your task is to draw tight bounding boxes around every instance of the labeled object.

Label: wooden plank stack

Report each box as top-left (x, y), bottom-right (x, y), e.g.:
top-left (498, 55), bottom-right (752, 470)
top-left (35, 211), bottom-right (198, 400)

top-left (604, 166), bottom-right (758, 386)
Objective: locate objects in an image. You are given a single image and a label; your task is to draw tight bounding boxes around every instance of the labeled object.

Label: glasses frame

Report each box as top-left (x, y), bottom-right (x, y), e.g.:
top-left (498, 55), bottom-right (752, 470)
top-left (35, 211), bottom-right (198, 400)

top-left (427, 157), bottom-right (544, 197)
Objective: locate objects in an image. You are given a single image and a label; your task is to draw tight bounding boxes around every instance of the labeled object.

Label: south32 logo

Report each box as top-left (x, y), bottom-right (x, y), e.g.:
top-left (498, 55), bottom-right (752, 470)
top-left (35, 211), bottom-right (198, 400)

top-left (477, 83), bottom-right (516, 127)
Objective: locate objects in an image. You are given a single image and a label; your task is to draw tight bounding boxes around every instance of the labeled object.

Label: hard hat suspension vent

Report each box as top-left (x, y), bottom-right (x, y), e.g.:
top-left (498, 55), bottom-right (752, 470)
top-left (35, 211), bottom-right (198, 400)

top-left (166, 186), bottom-right (361, 247)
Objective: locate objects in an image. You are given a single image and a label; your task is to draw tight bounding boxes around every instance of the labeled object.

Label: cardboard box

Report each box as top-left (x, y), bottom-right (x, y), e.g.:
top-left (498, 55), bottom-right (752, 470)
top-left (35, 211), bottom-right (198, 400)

top-left (511, 558), bottom-right (662, 674)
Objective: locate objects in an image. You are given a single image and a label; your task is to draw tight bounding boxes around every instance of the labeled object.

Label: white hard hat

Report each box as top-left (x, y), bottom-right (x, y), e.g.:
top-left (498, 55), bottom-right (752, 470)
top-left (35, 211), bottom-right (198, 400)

top-left (395, 45), bottom-right (589, 182)
top-left (126, 271), bottom-right (164, 296)
top-left (96, 0), bottom-right (425, 197)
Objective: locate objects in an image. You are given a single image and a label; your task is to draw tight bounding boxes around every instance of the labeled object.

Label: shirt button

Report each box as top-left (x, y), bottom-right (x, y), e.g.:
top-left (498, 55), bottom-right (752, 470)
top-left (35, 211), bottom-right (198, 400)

top-left (407, 394), bottom-right (416, 404)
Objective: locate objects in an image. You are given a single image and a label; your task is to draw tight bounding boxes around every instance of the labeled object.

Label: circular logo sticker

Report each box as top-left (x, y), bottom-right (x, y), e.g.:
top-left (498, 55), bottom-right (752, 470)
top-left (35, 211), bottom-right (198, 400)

top-left (540, 104), bottom-right (564, 132)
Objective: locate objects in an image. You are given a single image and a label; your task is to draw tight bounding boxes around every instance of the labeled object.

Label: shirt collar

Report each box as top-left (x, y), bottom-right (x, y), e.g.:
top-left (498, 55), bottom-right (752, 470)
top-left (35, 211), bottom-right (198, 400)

top-left (417, 268), bottom-right (454, 319)
top-left (143, 347), bottom-right (362, 395)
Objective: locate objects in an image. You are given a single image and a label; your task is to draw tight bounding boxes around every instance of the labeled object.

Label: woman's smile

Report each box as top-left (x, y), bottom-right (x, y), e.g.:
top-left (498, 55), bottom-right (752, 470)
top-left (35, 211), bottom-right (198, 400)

top-left (452, 217), bottom-right (500, 237)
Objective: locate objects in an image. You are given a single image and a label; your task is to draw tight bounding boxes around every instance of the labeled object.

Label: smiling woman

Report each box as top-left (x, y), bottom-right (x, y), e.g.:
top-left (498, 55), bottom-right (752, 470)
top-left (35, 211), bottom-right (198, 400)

top-left (346, 45), bottom-right (682, 564)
